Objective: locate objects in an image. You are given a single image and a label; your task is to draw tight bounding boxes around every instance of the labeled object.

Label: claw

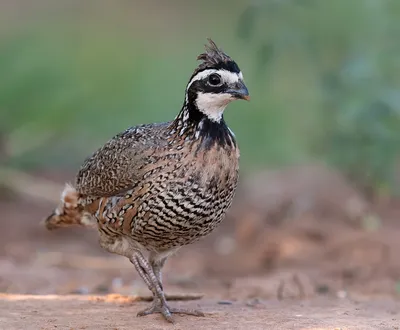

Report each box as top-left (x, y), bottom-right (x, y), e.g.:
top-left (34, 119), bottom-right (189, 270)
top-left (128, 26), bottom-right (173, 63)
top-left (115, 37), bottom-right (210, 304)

top-left (160, 305), bottom-right (174, 323)
top-left (137, 299), bottom-right (204, 323)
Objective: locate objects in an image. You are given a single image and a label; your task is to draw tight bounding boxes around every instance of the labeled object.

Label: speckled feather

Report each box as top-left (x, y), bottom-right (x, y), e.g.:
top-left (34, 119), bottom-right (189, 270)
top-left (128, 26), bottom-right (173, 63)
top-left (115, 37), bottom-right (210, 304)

top-left (76, 112), bottom-right (239, 252)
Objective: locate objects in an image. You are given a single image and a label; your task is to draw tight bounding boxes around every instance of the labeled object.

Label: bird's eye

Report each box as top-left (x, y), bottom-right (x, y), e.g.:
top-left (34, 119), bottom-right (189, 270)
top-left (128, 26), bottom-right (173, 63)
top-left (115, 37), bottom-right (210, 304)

top-left (208, 74), bottom-right (221, 86)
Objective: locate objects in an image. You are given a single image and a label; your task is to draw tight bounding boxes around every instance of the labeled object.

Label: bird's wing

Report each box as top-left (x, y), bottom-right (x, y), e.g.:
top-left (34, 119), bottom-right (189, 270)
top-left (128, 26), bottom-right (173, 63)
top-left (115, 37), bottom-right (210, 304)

top-left (75, 123), bottom-right (168, 198)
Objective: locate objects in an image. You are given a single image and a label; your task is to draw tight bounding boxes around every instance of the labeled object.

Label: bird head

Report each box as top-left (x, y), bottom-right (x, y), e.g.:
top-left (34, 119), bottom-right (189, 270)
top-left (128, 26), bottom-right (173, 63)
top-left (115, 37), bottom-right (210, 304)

top-left (185, 39), bottom-right (249, 123)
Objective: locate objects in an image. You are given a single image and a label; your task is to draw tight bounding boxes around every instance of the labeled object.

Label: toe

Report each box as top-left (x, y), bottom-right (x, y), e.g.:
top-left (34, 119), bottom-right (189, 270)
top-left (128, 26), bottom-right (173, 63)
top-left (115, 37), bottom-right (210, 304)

top-left (136, 300), bottom-right (158, 317)
top-left (169, 307), bottom-right (205, 317)
top-left (137, 308), bottom-right (155, 317)
top-left (160, 307), bottom-right (174, 323)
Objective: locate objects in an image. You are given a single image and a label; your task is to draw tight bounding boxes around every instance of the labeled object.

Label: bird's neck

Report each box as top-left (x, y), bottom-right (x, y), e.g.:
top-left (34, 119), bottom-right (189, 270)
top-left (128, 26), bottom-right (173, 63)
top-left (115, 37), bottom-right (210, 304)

top-left (168, 92), bottom-right (236, 149)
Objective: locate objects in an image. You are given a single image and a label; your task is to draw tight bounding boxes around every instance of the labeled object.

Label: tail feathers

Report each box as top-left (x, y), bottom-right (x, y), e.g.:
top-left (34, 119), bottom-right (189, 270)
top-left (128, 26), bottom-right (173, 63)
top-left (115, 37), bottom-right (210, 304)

top-left (44, 184), bottom-right (95, 230)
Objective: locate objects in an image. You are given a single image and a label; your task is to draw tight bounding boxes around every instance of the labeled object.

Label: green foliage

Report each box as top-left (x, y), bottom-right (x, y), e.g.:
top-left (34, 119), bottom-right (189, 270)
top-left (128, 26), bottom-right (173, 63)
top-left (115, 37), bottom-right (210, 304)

top-left (238, 0), bottom-right (400, 194)
top-left (0, 3), bottom-right (303, 171)
top-left (0, 25), bottom-right (186, 168)
top-left (2, 1), bottom-right (400, 196)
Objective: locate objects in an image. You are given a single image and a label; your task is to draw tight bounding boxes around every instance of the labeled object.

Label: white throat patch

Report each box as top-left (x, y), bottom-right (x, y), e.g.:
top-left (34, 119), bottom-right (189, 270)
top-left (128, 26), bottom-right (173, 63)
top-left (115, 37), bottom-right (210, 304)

top-left (195, 92), bottom-right (233, 122)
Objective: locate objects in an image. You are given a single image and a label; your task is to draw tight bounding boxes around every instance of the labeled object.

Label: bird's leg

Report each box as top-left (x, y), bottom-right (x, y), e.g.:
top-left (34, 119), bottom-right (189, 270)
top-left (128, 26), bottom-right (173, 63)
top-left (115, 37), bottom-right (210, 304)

top-left (131, 252), bottom-right (204, 322)
top-left (152, 255), bottom-right (204, 316)
top-left (139, 253), bottom-right (205, 320)
top-left (130, 252), bottom-right (173, 322)
top-left (151, 254), bottom-right (166, 289)
top-left (134, 255), bottom-right (166, 318)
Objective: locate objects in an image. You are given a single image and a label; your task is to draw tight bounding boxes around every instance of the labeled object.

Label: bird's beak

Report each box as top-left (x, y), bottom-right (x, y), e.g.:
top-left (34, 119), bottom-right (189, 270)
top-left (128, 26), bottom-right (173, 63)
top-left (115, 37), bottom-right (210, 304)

top-left (227, 81), bottom-right (250, 101)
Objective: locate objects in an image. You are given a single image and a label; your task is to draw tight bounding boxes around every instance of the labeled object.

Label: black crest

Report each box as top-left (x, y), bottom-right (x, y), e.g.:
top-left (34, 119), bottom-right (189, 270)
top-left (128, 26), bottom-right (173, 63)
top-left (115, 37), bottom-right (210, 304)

top-left (192, 38), bottom-right (240, 76)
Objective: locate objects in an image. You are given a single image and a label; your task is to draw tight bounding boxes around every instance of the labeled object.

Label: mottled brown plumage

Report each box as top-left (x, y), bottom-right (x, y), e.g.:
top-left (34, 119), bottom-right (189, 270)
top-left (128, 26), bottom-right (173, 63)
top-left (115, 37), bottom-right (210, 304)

top-left (44, 39), bottom-right (249, 323)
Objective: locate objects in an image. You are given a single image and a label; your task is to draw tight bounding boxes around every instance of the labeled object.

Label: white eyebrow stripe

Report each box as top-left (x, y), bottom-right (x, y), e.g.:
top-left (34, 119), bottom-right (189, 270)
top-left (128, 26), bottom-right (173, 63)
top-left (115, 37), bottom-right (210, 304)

top-left (186, 69), bottom-right (242, 90)
top-left (220, 70), bottom-right (240, 84)
top-left (187, 69), bottom-right (217, 90)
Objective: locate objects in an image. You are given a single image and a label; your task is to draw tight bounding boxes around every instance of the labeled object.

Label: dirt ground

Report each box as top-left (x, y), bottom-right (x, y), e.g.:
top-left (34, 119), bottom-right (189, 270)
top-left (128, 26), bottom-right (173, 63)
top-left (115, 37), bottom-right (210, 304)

top-left (1, 294), bottom-right (400, 330)
top-left (2, 166), bottom-right (400, 329)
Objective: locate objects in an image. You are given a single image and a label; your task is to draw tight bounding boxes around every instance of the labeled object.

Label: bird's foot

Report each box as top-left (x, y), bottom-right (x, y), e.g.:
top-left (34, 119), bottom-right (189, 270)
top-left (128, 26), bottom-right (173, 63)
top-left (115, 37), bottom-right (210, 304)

top-left (169, 307), bottom-right (205, 317)
top-left (137, 299), bottom-right (204, 323)
top-left (137, 299), bottom-right (159, 317)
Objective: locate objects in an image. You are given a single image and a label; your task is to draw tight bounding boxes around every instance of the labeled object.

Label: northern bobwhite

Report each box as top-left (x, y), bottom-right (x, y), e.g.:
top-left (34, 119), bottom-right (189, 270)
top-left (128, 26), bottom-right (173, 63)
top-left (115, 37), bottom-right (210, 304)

top-left (45, 39), bottom-right (249, 323)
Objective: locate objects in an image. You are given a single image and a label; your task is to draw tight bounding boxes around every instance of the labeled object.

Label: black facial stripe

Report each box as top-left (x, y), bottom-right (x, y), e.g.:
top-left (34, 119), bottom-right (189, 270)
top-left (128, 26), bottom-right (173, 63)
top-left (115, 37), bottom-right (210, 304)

top-left (190, 80), bottom-right (229, 94)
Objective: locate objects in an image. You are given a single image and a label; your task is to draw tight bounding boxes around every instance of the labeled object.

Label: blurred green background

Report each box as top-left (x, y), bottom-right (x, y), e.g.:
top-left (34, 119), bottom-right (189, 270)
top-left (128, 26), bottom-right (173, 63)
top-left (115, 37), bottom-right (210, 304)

top-left (1, 0), bottom-right (400, 196)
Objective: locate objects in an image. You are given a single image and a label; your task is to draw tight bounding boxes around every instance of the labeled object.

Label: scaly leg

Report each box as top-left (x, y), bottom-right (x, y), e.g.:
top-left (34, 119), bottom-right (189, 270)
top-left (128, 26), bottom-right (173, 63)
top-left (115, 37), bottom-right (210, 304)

top-left (132, 252), bottom-right (204, 322)
top-left (151, 255), bottom-right (204, 316)
top-left (135, 254), bottom-right (166, 317)
top-left (130, 252), bottom-right (173, 322)
top-left (151, 254), bottom-right (166, 289)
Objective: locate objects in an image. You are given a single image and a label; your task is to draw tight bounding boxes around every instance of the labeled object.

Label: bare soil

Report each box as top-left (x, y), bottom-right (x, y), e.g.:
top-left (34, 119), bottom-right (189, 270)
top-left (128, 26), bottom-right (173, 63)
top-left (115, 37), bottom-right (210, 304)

top-left (1, 166), bottom-right (400, 329)
top-left (1, 294), bottom-right (400, 330)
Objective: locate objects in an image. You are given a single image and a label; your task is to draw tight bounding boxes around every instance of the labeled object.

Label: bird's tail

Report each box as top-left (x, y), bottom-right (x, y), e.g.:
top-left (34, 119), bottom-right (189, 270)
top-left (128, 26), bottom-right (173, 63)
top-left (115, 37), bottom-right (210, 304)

top-left (43, 184), bottom-right (95, 230)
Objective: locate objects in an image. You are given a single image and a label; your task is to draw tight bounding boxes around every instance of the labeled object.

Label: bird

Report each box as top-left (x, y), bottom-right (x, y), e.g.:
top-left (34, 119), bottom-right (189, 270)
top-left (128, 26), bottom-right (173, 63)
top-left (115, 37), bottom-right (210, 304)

top-left (44, 38), bottom-right (249, 323)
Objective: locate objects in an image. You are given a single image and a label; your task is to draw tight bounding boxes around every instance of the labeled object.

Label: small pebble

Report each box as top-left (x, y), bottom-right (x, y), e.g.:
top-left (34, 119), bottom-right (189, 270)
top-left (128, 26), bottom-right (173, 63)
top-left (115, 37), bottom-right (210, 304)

top-left (217, 300), bottom-right (233, 305)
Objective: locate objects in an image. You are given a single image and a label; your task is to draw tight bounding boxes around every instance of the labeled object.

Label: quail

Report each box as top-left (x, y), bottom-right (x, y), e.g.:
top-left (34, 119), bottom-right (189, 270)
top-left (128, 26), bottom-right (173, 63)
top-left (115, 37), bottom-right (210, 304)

top-left (44, 39), bottom-right (249, 323)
